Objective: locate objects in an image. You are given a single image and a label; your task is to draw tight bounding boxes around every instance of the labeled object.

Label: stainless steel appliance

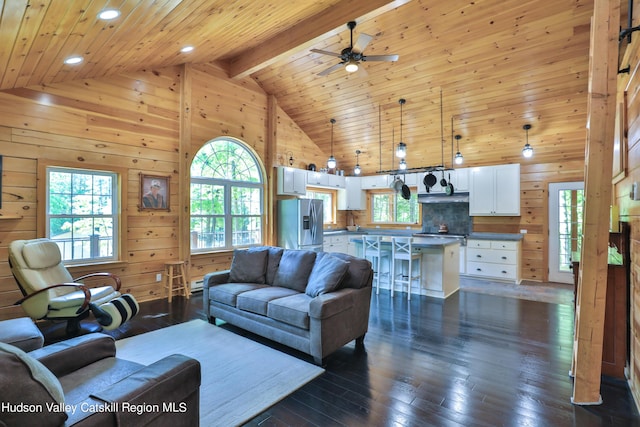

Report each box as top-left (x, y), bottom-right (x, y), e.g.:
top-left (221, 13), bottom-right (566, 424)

top-left (277, 198), bottom-right (324, 251)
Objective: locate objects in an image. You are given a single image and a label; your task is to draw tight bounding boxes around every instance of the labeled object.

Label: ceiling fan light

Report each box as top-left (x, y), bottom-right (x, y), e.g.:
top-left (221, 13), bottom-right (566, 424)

top-left (399, 159), bottom-right (407, 170)
top-left (345, 59), bottom-right (359, 73)
top-left (395, 142), bottom-right (407, 158)
top-left (454, 152), bottom-right (464, 165)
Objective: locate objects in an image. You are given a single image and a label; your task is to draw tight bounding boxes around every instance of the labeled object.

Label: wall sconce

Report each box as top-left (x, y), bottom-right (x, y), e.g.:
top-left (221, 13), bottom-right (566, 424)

top-left (522, 124), bottom-right (533, 158)
top-left (327, 118), bottom-right (337, 169)
top-left (354, 150), bottom-right (362, 175)
top-left (287, 151), bottom-right (294, 166)
top-left (454, 135), bottom-right (464, 165)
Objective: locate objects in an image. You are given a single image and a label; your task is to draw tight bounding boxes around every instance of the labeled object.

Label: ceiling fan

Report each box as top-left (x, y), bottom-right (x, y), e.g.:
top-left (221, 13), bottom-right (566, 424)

top-left (311, 21), bottom-right (399, 76)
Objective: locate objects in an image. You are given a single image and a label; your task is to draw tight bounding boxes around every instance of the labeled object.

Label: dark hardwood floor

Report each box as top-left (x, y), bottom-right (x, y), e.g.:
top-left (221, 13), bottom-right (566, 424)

top-left (38, 284), bottom-right (640, 427)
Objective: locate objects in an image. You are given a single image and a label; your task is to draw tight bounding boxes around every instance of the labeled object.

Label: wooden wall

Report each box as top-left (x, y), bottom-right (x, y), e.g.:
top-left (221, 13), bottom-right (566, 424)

top-left (0, 62), bottom-right (325, 320)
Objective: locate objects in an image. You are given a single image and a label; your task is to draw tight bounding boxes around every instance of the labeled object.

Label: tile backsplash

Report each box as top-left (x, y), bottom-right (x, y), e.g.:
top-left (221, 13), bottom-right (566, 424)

top-left (421, 202), bottom-right (472, 235)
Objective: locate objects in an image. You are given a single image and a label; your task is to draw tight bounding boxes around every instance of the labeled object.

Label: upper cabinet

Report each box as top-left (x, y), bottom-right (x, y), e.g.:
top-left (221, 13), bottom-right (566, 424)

top-left (306, 171), bottom-right (329, 187)
top-left (277, 167), bottom-right (307, 196)
top-left (338, 177), bottom-right (366, 210)
top-left (360, 175), bottom-right (392, 189)
top-left (469, 164), bottom-right (520, 216)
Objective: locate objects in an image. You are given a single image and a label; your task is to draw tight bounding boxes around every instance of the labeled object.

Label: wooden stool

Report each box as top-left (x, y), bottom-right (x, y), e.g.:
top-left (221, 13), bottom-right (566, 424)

top-left (164, 261), bottom-right (190, 302)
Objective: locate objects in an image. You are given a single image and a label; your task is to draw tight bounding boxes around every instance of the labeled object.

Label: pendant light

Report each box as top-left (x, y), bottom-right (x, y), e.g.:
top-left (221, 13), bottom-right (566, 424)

top-left (327, 118), bottom-right (337, 169)
top-left (522, 124), bottom-right (533, 158)
top-left (454, 135), bottom-right (464, 165)
top-left (398, 158), bottom-right (407, 170)
top-left (354, 150), bottom-right (362, 175)
top-left (395, 98), bottom-right (407, 158)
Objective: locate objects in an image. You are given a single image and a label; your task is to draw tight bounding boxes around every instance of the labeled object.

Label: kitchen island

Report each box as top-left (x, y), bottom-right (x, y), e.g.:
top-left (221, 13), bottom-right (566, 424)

top-left (350, 236), bottom-right (460, 299)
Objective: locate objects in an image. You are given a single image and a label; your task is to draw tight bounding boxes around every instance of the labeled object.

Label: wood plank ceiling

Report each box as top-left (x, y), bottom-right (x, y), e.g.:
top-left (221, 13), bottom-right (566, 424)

top-left (0, 0), bottom-right (600, 174)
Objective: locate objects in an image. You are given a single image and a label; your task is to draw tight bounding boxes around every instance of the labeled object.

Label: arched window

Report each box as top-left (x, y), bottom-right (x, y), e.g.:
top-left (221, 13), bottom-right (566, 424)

top-left (190, 138), bottom-right (264, 252)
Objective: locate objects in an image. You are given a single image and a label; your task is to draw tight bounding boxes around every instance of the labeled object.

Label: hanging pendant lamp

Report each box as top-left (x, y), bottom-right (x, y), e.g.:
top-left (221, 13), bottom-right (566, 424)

top-left (354, 150), bottom-right (362, 175)
top-left (327, 118), bottom-right (337, 169)
top-left (522, 124), bottom-right (533, 158)
top-left (454, 135), bottom-right (464, 165)
top-left (396, 99), bottom-right (407, 158)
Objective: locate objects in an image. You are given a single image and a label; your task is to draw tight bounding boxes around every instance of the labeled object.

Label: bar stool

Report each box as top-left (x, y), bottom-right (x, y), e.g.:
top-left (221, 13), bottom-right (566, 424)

top-left (164, 261), bottom-right (190, 302)
top-left (391, 237), bottom-right (422, 300)
top-left (362, 235), bottom-right (391, 295)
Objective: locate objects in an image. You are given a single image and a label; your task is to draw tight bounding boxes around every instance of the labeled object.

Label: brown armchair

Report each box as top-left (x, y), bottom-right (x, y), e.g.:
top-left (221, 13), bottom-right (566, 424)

top-left (0, 333), bottom-right (201, 426)
top-left (9, 238), bottom-right (138, 335)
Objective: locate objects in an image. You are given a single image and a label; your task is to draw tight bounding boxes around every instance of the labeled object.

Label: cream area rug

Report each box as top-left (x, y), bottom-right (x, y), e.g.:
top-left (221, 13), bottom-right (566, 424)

top-left (115, 319), bottom-right (324, 426)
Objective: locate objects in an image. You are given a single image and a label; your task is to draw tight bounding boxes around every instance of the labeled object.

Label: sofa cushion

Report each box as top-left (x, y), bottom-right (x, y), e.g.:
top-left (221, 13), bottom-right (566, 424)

top-left (325, 252), bottom-right (372, 289)
top-left (272, 250), bottom-right (317, 292)
top-left (209, 283), bottom-right (268, 307)
top-left (267, 293), bottom-right (313, 329)
top-left (0, 342), bottom-right (68, 427)
top-left (264, 246), bottom-right (284, 285)
top-left (305, 253), bottom-right (350, 297)
top-left (229, 248), bottom-right (269, 284)
top-left (236, 287), bottom-right (300, 316)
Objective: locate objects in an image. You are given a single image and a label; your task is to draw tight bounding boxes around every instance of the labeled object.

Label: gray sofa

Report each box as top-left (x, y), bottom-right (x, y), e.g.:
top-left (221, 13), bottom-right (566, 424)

top-left (203, 246), bottom-right (373, 365)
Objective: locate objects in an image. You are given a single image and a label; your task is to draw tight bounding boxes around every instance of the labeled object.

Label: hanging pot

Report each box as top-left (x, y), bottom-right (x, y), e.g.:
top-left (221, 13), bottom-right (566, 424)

top-left (392, 177), bottom-right (404, 193)
top-left (445, 173), bottom-right (455, 196)
top-left (423, 172), bottom-right (437, 188)
top-left (401, 183), bottom-right (411, 200)
top-left (440, 170), bottom-right (448, 187)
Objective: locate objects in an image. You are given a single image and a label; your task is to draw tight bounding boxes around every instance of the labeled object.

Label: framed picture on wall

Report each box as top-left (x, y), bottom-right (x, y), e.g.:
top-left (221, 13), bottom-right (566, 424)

top-left (612, 95), bottom-right (627, 184)
top-left (139, 174), bottom-right (170, 211)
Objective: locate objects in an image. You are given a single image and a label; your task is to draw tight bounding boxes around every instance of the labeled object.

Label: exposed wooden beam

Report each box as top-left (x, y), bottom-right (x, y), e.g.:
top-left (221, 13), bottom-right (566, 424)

top-left (179, 63), bottom-right (193, 275)
top-left (226, 0), bottom-right (412, 79)
top-left (571, 0), bottom-right (619, 404)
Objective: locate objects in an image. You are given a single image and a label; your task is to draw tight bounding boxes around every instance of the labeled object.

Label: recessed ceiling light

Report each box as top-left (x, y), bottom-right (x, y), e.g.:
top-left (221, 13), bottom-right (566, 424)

top-left (98, 9), bottom-right (120, 20)
top-left (64, 56), bottom-right (83, 65)
top-left (181, 46), bottom-right (194, 53)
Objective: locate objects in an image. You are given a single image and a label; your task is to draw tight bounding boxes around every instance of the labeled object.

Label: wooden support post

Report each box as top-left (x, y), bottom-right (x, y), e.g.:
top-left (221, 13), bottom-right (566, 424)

top-left (266, 95), bottom-right (278, 246)
top-left (179, 64), bottom-right (193, 282)
top-left (571, 0), bottom-right (620, 404)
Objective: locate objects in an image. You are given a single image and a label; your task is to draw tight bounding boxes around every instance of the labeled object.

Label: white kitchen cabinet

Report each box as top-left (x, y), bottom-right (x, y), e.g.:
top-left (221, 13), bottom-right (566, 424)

top-left (469, 164), bottom-right (520, 216)
top-left (323, 235), bottom-right (348, 254)
top-left (347, 235), bottom-right (362, 257)
top-left (452, 168), bottom-right (469, 192)
top-left (338, 177), bottom-right (366, 210)
top-left (306, 170), bottom-right (329, 187)
top-left (459, 246), bottom-right (466, 274)
top-left (360, 175), bottom-right (391, 189)
top-left (277, 166), bottom-right (307, 196)
top-left (465, 239), bottom-right (521, 283)
top-left (328, 174), bottom-right (345, 189)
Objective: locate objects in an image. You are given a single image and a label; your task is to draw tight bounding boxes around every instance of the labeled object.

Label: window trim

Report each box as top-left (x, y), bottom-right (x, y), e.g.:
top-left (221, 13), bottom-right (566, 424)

top-left (189, 137), bottom-right (267, 254)
top-left (305, 186), bottom-right (337, 225)
top-left (37, 160), bottom-right (128, 266)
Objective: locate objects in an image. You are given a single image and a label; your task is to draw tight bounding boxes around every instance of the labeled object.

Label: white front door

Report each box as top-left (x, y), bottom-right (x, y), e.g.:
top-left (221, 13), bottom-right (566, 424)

top-left (548, 182), bottom-right (584, 283)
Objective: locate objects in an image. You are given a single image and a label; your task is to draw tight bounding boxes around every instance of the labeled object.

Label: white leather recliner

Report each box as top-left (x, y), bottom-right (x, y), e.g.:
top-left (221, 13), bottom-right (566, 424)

top-left (8, 238), bottom-right (138, 335)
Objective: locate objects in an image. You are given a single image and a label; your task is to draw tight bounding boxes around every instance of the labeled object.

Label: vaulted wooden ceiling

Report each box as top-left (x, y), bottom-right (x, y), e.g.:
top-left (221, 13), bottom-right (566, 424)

top-left (0, 0), bottom-right (607, 174)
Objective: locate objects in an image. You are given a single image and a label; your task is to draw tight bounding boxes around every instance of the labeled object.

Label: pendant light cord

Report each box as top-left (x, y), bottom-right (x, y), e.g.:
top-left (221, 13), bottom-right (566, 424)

top-left (440, 90), bottom-right (444, 168)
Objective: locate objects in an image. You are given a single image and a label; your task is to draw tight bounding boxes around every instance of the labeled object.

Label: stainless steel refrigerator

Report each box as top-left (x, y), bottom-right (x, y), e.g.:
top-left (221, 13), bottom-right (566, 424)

top-left (277, 198), bottom-right (324, 251)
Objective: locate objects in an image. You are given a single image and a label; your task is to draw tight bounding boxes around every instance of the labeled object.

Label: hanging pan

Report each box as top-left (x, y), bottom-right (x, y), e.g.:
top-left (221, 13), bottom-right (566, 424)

top-left (423, 171), bottom-right (437, 188)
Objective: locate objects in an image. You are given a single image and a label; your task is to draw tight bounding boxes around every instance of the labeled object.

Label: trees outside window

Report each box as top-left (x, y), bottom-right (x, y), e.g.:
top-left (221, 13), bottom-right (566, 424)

top-left (190, 138), bottom-right (264, 251)
top-left (371, 191), bottom-right (419, 224)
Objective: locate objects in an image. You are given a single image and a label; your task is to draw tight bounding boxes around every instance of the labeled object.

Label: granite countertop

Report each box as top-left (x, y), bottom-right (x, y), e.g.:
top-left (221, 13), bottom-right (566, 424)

top-left (467, 232), bottom-right (524, 241)
top-left (324, 228), bottom-right (417, 237)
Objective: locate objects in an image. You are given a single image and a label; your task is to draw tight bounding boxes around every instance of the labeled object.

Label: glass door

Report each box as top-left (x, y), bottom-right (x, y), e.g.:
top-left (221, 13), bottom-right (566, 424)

top-left (548, 182), bottom-right (584, 283)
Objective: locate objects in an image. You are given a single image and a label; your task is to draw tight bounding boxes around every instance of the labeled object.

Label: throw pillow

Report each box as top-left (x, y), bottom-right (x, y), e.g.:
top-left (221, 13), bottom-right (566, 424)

top-left (272, 250), bottom-right (317, 292)
top-left (306, 253), bottom-right (350, 297)
top-left (229, 248), bottom-right (269, 284)
top-left (0, 342), bottom-right (68, 427)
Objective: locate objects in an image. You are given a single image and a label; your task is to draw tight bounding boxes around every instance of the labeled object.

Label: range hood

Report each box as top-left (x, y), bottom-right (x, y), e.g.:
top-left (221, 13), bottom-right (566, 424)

top-left (418, 191), bottom-right (469, 203)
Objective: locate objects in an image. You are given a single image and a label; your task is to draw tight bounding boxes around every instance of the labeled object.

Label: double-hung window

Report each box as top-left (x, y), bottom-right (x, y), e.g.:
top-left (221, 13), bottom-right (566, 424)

top-left (46, 166), bottom-right (119, 263)
top-left (190, 138), bottom-right (264, 252)
top-left (371, 190), bottom-right (419, 224)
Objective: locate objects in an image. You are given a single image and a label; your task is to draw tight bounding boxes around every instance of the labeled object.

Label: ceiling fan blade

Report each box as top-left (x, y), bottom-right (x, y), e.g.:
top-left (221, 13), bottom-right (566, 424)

top-left (310, 48), bottom-right (342, 58)
top-left (352, 33), bottom-right (373, 53)
top-left (318, 62), bottom-right (345, 76)
top-left (363, 54), bottom-right (399, 62)
top-left (356, 65), bottom-right (368, 78)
